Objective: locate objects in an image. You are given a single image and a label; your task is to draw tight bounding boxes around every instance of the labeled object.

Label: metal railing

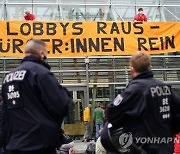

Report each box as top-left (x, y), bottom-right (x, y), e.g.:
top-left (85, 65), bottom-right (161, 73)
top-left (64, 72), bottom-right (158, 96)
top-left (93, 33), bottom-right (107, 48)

top-left (0, 0), bottom-right (179, 21)
top-left (0, 55), bottom-right (180, 104)
top-left (0, 55), bottom-right (180, 85)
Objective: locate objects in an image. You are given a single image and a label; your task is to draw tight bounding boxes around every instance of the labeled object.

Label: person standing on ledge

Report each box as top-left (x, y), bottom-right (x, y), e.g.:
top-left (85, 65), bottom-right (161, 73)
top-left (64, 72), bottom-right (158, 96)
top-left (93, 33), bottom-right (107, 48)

top-left (134, 8), bottom-right (147, 22)
top-left (24, 10), bottom-right (35, 20)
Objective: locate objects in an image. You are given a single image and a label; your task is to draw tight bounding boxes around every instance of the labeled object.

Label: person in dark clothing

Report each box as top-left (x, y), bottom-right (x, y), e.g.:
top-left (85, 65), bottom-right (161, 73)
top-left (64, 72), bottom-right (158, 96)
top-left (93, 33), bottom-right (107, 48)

top-left (1, 38), bottom-right (72, 154)
top-left (0, 95), bottom-right (3, 154)
top-left (100, 51), bottom-right (180, 154)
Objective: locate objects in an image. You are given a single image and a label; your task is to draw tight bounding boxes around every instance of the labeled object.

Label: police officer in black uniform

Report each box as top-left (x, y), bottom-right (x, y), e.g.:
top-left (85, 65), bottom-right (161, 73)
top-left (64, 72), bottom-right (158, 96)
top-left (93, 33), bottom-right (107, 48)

top-left (101, 51), bottom-right (180, 154)
top-left (1, 38), bottom-right (72, 154)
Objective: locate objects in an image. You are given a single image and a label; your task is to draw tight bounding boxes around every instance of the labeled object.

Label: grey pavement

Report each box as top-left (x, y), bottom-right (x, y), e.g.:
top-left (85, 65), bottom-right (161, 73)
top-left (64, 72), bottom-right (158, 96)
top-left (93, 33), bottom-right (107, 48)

top-left (74, 140), bottom-right (88, 154)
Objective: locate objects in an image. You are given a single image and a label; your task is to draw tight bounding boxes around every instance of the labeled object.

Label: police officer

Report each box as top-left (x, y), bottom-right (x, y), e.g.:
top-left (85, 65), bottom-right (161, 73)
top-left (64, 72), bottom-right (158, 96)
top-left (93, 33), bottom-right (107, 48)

top-left (1, 38), bottom-right (72, 154)
top-left (101, 51), bottom-right (180, 154)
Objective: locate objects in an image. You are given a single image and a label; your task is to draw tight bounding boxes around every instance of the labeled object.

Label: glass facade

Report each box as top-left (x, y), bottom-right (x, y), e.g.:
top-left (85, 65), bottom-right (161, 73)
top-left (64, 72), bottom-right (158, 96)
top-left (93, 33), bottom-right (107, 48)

top-left (0, 0), bottom-right (179, 21)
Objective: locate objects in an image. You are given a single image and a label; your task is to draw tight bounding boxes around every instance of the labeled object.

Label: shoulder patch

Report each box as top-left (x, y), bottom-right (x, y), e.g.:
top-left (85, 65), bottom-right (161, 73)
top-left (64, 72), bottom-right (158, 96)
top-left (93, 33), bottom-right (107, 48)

top-left (113, 94), bottom-right (123, 106)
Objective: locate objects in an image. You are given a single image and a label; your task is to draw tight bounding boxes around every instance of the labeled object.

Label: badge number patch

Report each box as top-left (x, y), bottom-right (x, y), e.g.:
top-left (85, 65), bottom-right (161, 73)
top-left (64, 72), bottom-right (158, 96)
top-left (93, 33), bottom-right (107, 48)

top-left (6, 84), bottom-right (23, 109)
top-left (113, 94), bottom-right (123, 106)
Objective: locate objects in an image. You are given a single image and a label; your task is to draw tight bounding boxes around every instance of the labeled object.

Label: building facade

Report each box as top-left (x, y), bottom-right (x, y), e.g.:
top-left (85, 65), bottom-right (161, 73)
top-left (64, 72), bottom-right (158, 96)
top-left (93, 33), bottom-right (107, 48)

top-left (0, 0), bottom-right (180, 128)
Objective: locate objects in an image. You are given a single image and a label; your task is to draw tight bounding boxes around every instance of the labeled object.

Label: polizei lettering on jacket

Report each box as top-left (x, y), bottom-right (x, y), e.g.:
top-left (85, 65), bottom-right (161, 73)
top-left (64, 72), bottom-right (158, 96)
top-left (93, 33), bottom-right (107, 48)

top-left (150, 85), bottom-right (171, 97)
top-left (3, 70), bottom-right (26, 84)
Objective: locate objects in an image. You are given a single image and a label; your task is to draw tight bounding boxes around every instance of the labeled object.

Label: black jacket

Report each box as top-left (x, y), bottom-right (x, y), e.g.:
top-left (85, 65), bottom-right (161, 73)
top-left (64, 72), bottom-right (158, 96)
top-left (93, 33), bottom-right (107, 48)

top-left (101, 71), bottom-right (180, 154)
top-left (1, 56), bottom-right (72, 151)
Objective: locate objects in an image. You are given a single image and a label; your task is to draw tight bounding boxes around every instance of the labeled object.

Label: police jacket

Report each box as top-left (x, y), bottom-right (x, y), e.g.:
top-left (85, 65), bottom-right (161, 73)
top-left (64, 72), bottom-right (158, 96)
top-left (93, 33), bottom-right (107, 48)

top-left (101, 71), bottom-right (180, 154)
top-left (1, 56), bottom-right (72, 151)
